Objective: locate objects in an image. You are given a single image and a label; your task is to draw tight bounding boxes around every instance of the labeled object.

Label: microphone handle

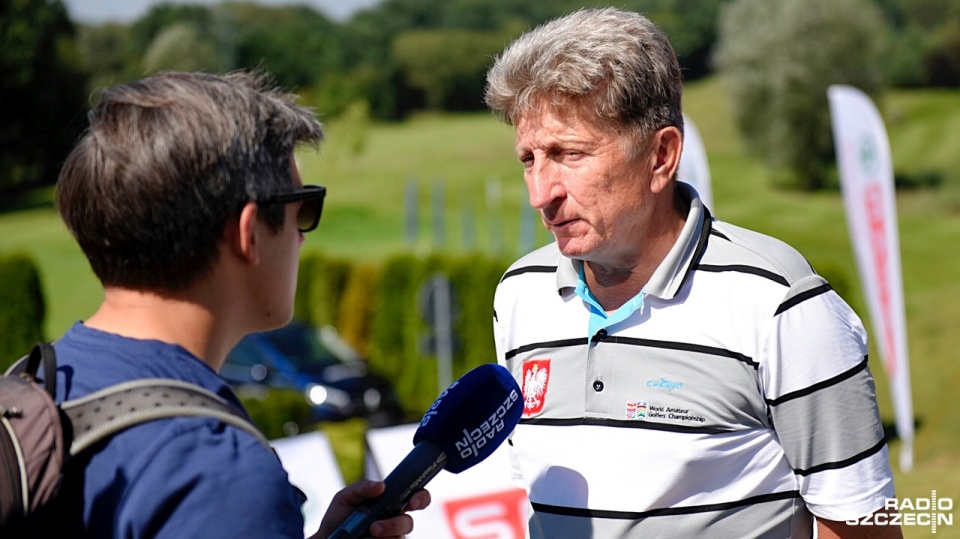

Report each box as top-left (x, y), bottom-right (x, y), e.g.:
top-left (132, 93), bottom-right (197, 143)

top-left (328, 440), bottom-right (448, 539)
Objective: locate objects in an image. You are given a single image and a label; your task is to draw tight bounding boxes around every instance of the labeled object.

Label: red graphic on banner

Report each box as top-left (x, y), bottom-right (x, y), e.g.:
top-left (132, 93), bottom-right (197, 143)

top-left (521, 360), bottom-right (550, 417)
top-left (864, 184), bottom-right (898, 376)
top-left (443, 488), bottom-right (528, 539)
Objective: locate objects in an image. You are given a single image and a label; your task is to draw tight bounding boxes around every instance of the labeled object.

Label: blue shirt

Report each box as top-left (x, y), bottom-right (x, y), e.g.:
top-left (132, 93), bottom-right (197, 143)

top-left (52, 322), bottom-right (306, 538)
top-left (574, 263), bottom-right (646, 340)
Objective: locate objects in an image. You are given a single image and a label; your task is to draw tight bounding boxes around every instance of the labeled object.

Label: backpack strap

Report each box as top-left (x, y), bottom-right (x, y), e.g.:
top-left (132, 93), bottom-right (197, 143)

top-left (5, 343), bottom-right (57, 398)
top-left (62, 378), bottom-right (271, 456)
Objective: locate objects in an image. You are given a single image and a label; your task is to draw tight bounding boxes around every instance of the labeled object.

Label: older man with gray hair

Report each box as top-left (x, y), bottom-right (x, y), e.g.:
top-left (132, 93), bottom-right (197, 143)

top-left (487, 8), bottom-right (899, 539)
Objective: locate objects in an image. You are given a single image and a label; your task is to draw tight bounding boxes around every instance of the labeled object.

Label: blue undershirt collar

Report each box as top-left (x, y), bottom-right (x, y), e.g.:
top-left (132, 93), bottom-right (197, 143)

top-left (575, 264), bottom-right (646, 340)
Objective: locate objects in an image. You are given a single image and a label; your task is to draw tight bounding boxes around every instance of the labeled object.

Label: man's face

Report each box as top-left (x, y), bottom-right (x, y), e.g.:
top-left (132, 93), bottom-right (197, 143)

top-left (515, 106), bottom-right (653, 269)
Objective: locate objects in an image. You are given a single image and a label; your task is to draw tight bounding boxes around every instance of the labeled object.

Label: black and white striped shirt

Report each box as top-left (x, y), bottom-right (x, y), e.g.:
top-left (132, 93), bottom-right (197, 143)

top-left (493, 184), bottom-right (894, 538)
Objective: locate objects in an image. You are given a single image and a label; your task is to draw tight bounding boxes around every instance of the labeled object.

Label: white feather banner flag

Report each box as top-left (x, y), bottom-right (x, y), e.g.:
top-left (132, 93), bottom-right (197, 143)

top-left (827, 84), bottom-right (914, 472)
top-left (678, 114), bottom-right (714, 211)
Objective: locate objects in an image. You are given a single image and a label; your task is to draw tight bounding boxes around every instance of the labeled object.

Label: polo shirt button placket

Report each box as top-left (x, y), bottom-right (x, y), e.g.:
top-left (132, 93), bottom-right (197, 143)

top-left (592, 329), bottom-right (607, 392)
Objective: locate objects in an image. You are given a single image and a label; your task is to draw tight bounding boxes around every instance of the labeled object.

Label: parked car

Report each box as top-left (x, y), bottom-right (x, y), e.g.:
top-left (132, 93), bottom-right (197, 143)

top-left (221, 322), bottom-right (404, 427)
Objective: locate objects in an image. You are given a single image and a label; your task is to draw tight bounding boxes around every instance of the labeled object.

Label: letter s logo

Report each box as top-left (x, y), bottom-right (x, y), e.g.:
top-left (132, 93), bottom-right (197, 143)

top-left (444, 488), bottom-right (527, 539)
top-left (452, 504), bottom-right (514, 538)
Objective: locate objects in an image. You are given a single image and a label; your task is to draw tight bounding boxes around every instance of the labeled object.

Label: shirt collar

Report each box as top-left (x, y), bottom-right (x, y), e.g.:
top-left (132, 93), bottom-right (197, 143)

top-left (555, 181), bottom-right (710, 301)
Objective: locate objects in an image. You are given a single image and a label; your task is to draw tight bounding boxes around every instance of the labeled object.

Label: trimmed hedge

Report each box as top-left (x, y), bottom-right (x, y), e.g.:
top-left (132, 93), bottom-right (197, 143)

top-left (239, 386), bottom-right (314, 440)
top-left (294, 252), bottom-right (352, 329)
top-left (0, 253), bottom-right (45, 371)
top-left (337, 263), bottom-right (380, 357)
top-left (295, 251), bottom-right (510, 418)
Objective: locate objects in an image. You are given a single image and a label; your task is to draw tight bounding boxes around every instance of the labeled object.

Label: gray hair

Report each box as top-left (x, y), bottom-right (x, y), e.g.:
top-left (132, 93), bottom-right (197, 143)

top-left (57, 70), bottom-right (324, 292)
top-left (485, 7), bottom-right (683, 151)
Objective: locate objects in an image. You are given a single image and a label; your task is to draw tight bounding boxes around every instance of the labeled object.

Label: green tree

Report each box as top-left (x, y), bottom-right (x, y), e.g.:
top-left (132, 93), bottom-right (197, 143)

top-left (336, 0), bottom-right (565, 119)
top-left (897, 0), bottom-right (960, 30)
top-left (391, 28), bottom-right (509, 110)
top-left (333, 0), bottom-right (737, 118)
top-left (0, 0), bottom-right (87, 193)
top-left (335, 0), bottom-right (443, 119)
top-left (880, 24), bottom-right (931, 87)
top-left (631, 0), bottom-right (732, 81)
top-left (714, 0), bottom-right (887, 190)
top-left (923, 18), bottom-right (960, 86)
top-left (142, 22), bottom-right (218, 73)
top-left (219, 3), bottom-right (340, 89)
top-left (873, 0), bottom-right (960, 87)
top-left (77, 23), bottom-right (138, 96)
top-left (129, 3), bottom-right (213, 57)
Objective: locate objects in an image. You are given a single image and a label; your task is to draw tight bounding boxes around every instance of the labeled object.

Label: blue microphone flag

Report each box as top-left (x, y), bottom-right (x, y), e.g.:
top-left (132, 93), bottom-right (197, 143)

top-left (327, 363), bottom-right (521, 539)
top-left (414, 363), bottom-right (522, 473)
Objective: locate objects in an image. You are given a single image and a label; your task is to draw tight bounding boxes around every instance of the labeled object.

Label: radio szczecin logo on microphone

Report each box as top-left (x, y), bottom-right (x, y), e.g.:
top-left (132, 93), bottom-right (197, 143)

top-left (455, 389), bottom-right (520, 460)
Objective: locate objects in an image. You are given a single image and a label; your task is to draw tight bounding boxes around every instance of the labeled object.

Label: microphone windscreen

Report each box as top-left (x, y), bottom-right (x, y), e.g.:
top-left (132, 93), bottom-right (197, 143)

top-left (413, 363), bottom-right (522, 473)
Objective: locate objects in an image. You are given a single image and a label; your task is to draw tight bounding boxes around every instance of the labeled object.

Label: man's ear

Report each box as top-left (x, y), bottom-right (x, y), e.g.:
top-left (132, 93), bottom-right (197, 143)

top-left (225, 202), bottom-right (260, 265)
top-left (650, 126), bottom-right (683, 194)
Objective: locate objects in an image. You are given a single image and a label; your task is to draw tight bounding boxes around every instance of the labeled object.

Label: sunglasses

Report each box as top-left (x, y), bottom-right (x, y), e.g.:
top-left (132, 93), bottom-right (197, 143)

top-left (261, 185), bottom-right (326, 233)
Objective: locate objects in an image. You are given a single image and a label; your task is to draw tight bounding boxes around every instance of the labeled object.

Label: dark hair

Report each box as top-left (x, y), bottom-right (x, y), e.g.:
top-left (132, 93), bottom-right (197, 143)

top-left (57, 71), bottom-right (323, 292)
top-left (485, 8), bottom-right (683, 155)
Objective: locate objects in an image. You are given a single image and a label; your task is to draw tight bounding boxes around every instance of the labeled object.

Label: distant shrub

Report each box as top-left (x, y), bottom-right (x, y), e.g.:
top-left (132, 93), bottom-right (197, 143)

top-left (239, 387), bottom-right (314, 440)
top-left (294, 251), bottom-right (510, 418)
top-left (295, 252), bottom-right (352, 328)
top-left (368, 253), bottom-right (510, 415)
top-left (336, 263), bottom-right (381, 356)
top-left (923, 19), bottom-right (960, 87)
top-left (367, 254), bottom-right (418, 383)
top-left (0, 253), bottom-right (46, 371)
top-left (447, 254), bottom-right (510, 378)
top-left (293, 254), bottom-right (320, 323)
top-left (383, 254), bottom-right (446, 415)
top-left (882, 27), bottom-right (930, 88)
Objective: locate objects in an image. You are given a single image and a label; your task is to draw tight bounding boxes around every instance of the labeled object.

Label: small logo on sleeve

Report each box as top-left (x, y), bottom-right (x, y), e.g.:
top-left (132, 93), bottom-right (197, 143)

top-left (521, 359), bottom-right (551, 417)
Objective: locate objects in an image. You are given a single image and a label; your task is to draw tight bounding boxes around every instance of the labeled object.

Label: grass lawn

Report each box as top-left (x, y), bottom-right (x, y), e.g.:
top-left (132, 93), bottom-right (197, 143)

top-left (1, 77), bottom-right (957, 537)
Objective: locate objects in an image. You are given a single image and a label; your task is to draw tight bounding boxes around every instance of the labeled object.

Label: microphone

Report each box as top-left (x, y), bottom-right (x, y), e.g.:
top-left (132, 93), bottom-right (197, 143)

top-left (328, 363), bottom-right (522, 538)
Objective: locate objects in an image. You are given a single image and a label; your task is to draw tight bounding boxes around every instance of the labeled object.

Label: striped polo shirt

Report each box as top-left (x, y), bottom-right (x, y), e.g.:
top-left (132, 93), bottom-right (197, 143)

top-left (492, 184), bottom-right (895, 538)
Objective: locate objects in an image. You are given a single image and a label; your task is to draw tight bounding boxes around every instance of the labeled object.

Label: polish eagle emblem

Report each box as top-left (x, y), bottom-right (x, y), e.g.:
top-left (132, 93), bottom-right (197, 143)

top-left (521, 359), bottom-right (551, 416)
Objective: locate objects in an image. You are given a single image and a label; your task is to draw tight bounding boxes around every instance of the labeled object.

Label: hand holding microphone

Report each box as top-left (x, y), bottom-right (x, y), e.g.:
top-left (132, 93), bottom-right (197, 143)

top-left (327, 363), bottom-right (523, 539)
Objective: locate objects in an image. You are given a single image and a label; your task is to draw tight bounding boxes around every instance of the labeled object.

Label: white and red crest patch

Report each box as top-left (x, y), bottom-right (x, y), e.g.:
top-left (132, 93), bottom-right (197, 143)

top-left (521, 359), bottom-right (551, 417)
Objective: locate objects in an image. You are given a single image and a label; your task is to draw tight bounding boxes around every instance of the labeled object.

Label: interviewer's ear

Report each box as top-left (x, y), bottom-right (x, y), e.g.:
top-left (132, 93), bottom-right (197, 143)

top-left (650, 126), bottom-right (683, 194)
top-left (225, 202), bottom-right (260, 265)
